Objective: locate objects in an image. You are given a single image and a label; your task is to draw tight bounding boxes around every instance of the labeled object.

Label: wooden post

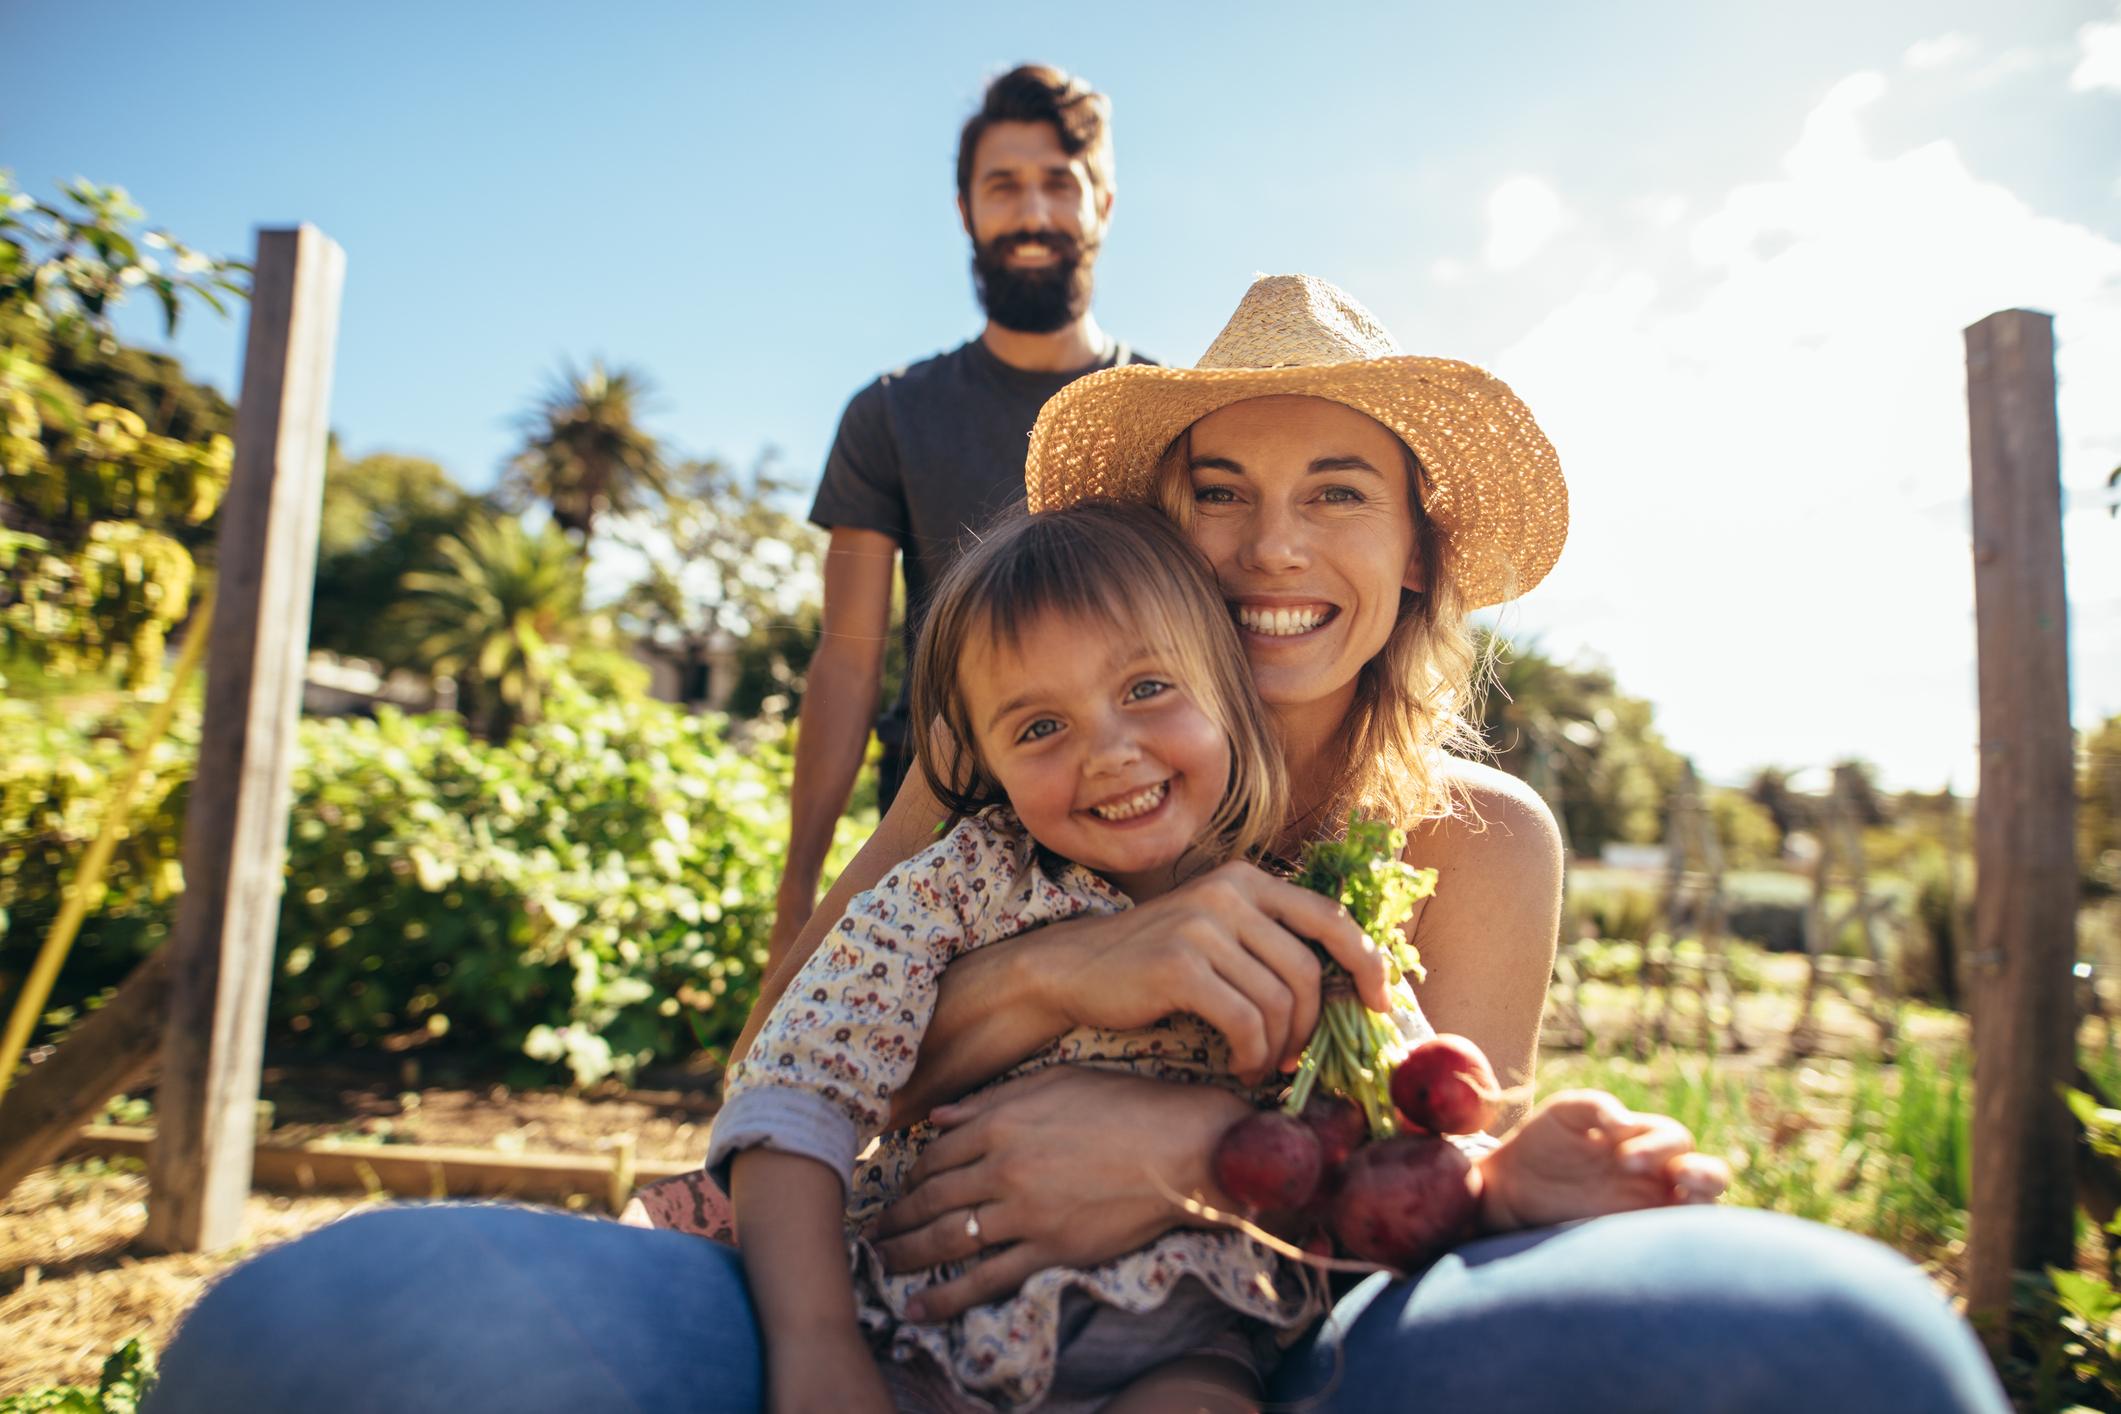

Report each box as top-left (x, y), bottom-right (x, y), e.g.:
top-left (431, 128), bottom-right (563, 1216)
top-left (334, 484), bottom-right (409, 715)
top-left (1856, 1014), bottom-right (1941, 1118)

top-left (1963, 308), bottom-right (2078, 1335)
top-left (141, 226), bottom-right (344, 1253)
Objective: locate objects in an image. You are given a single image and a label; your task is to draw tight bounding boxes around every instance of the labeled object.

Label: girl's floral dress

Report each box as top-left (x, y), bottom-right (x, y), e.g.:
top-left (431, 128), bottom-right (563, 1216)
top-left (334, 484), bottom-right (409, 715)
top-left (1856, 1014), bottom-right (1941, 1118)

top-left (709, 807), bottom-right (1424, 1410)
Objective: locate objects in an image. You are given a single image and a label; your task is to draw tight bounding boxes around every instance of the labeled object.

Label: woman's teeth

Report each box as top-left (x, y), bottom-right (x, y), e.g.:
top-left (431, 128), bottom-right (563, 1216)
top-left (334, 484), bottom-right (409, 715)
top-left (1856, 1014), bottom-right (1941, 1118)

top-left (1237, 605), bottom-right (1331, 636)
top-left (1090, 781), bottom-right (1169, 821)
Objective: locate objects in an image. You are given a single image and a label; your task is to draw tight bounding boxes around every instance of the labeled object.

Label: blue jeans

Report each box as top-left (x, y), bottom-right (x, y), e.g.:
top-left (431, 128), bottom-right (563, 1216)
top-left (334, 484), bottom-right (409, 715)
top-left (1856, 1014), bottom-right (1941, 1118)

top-left (149, 1203), bottom-right (2007, 1412)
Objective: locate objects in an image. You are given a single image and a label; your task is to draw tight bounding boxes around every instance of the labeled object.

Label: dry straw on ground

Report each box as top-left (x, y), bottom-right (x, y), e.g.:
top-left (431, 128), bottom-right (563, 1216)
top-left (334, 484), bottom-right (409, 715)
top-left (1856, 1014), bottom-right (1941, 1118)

top-left (0, 1164), bottom-right (367, 1396)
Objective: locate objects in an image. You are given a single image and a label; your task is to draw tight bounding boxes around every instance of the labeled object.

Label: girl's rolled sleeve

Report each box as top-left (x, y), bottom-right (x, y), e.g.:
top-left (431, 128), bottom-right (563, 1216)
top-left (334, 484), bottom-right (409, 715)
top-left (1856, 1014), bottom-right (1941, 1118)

top-left (705, 1086), bottom-right (863, 1196)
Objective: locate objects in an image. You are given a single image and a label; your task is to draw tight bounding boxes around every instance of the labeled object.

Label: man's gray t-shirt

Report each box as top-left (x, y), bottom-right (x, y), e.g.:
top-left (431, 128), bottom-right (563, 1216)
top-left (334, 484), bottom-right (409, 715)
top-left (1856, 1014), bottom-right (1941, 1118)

top-left (808, 337), bottom-right (1158, 706)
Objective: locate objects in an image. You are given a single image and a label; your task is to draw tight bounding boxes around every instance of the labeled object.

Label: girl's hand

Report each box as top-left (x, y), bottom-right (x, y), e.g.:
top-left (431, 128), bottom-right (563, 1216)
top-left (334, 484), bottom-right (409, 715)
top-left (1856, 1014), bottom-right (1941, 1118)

top-left (767, 1328), bottom-right (892, 1414)
top-left (869, 1066), bottom-right (1253, 1321)
top-left (1036, 860), bottom-right (1392, 1084)
top-left (1476, 1089), bottom-right (1731, 1232)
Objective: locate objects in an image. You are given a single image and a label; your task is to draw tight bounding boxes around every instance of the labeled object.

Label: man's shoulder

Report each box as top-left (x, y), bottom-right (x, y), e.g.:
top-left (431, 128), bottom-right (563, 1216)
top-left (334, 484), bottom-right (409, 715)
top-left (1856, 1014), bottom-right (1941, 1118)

top-left (861, 337), bottom-right (1159, 394)
top-left (863, 341), bottom-right (982, 398)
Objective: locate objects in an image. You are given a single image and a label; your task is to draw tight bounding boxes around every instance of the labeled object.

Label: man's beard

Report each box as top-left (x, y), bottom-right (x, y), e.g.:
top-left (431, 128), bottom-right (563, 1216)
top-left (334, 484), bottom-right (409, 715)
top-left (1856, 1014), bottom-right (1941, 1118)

top-left (971, 230), bottom-right (1097, 334)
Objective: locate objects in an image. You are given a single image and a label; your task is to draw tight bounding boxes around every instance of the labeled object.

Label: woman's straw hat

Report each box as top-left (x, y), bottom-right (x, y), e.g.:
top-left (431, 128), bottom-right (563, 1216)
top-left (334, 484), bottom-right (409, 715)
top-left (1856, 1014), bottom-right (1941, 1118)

top-left (1024, 274), bottom-right (1567, 609)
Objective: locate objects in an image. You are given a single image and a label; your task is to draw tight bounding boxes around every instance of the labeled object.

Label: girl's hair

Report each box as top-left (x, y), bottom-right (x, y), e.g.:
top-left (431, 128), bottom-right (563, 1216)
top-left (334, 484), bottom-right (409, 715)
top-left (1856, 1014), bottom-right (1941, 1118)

top-left (911, 500), bottom-right (1287, 871)
top-left (1155, 421), bottom-right (1490, 832)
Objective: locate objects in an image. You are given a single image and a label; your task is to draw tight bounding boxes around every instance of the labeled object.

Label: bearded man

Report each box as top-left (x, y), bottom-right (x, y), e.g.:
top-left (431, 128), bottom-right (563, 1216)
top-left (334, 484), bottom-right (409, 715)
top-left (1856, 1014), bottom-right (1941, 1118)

top-left (772, 64), bottom-right (1157, 962)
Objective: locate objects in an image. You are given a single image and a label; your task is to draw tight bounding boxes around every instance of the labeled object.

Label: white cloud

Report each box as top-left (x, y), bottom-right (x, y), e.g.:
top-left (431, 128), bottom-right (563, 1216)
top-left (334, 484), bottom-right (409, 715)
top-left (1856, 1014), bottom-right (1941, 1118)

top-left (1483, 176), bottom-right (1573, 271)
top-left (1971, 46), bottom-right (2046, 87)
top-left (1430, 257), bottom-right (1469, 286)
top-left (1642, 194), bottom-right (1689, 229)
top-left (1905, 32), bottom-right (1974, 70)
top-left (2074, 4), bottom-right (2121, 91)
top-left (1490, 73), bottom-right (2121, 790)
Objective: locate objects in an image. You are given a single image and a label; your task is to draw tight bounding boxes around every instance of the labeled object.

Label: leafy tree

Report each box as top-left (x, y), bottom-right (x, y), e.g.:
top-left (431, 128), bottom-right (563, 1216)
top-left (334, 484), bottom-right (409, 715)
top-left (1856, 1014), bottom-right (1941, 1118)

top-left (1708, 787), bottom-right (1782, 870)
top-left (0, 173), bottom-right (246, 689)
top-left (308, 451), bottom-right (475, 665)
top-left (500, 360), bottom-right (666, 540)
top-left (614, 454), bottom-right (825, 718)
top-left (393, 511), bottom-right (633, 739)
top-left (1747, 767), bottom-right (1806, 851)
top-left (43, 335), bottom-right (232, 446)
top-left (1830, 758), bottom-right (1889, 826)
top-left (1477, 631), bottom-right (1684, 855)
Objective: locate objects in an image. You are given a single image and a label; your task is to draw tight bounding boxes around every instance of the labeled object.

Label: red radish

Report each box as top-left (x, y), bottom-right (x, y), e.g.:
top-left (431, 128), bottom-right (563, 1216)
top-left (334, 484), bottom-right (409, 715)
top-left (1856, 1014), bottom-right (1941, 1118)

top-left (1329, 1135), bottom-right (1478, 1269)
top-left (1299, 1091), bottom-right (1369, 1173)
top-left (1213, 1111), bottom-right (1324, 1213)
top-left (1390, 1034), bottom-right (1499, 1136)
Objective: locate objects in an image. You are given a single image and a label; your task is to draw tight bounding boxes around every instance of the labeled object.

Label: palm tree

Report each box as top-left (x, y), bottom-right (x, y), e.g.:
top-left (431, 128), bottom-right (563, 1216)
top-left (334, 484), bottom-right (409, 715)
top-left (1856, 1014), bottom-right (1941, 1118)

top-left (395, 512), bottom-right (599, 738)
top-left (502, 361), bottom-right (667, 540)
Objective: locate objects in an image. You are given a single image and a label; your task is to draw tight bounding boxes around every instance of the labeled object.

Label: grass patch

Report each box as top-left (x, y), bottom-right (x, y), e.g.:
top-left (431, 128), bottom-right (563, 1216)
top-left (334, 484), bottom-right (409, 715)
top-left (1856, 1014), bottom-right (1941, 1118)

top-left (1537, 1036), bottom-right (1972, 1262)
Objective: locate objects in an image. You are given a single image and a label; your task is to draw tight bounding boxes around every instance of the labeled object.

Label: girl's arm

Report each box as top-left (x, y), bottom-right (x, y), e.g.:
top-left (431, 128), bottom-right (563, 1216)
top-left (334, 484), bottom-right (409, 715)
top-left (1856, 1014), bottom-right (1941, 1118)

top-left (735, 768), bottom-right (950, 1062)
top-left (731, 1151), bottom-right (892, 1414)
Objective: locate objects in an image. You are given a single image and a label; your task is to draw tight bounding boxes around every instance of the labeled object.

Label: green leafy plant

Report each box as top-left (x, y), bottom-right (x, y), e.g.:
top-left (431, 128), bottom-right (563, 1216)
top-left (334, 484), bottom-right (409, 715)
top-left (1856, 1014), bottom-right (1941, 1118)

top-left (0, 1338), bottom-right (155, 1413)
top-left (1281, 816), bottom-right (1436, 1133)
top-left (0, 174), bottom-right (245, 691)
top-left (0, 685), bottom-right (871, 1085)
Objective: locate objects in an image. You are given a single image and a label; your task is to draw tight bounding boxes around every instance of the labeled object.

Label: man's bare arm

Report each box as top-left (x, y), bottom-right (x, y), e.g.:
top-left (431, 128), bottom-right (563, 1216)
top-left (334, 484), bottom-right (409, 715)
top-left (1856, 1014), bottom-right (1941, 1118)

top-left (769, 527), bottom-right (898, 972)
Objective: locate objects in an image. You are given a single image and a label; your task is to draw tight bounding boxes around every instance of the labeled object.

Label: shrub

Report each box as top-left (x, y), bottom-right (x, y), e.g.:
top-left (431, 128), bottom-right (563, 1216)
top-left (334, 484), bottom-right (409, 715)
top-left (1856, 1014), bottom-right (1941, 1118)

top-left (272, 684), bottom-right (797, 1083)
top-left (0, 695), bottom-right (193, 1009)
top-left (1, 684), bottom-right (865, 1085)
top-left (1565, 874), bottom-right (1659, 944)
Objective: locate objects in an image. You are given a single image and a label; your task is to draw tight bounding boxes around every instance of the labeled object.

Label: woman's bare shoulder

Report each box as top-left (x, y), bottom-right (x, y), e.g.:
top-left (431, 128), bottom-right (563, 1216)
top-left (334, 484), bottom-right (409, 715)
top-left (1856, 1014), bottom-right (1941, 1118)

top-left (1405, 756), bottom-right (1564, 891)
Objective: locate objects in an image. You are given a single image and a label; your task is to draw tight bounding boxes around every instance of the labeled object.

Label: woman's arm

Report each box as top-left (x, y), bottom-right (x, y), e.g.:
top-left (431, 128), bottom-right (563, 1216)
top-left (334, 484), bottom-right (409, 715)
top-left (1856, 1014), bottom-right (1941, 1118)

top-left (731, 1152), bottom-right (892, 1413)
top-left (1402, 759), bottom-right (1565, 1133)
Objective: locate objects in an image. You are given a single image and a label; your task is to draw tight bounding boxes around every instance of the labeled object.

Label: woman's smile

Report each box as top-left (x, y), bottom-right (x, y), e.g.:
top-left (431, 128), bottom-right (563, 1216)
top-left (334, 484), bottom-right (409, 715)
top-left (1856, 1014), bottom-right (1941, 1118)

top-left (1231, 599), bottom-right (1340, 640)
top-left (1177, 396), bottom-right (1421, 722)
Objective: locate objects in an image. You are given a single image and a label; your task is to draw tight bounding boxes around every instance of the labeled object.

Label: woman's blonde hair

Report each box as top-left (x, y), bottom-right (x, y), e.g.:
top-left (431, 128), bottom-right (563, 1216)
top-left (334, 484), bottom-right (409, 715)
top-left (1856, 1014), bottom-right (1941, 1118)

top-left (1156, 423), bottom-right (1490, 834)
top-left (911, 500), bottom-right (1287, 873)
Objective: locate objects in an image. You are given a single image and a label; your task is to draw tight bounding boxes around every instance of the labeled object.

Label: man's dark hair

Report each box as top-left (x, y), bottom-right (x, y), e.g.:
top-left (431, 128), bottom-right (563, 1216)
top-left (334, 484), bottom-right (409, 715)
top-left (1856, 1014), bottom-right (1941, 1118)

top-left (955, 64), bottom-right (1114, 204)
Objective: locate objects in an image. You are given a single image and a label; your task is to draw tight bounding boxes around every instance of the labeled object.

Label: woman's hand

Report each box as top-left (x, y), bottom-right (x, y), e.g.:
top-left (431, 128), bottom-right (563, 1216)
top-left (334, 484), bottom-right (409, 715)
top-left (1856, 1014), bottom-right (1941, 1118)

top-left (1036, 861), bottom-right (1391, 1084)
top-left (1476, 1089), bottom-right (1730, 1232)
top-left (869, 1066), bottom-right (1254, 1321)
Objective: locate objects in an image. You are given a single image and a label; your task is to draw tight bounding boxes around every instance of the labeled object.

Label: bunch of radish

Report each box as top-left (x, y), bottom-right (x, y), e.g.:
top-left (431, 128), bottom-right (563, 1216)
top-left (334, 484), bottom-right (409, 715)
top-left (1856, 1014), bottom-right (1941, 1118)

top-left (1210, 819), bottom-right (1502, 1272)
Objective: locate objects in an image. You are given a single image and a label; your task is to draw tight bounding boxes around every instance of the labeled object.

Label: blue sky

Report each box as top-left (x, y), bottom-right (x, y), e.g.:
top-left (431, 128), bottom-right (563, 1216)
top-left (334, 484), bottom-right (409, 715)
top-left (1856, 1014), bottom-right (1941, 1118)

top-left (9, 0), bottom-right (2119, 788)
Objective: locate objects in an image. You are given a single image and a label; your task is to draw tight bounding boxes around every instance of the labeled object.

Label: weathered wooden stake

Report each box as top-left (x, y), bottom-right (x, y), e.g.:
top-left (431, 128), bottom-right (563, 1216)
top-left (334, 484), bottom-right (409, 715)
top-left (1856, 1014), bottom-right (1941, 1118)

top-left (1963, 308), bottom-right (2078, 1336)
top-left (141, 226), bottom-right (344, 1253)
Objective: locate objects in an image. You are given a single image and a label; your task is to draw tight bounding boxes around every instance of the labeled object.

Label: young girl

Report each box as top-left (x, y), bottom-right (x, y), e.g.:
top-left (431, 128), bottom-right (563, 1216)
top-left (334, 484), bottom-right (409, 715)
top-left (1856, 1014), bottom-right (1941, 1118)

top-left (709, 501), bottom-right (1432, 1412)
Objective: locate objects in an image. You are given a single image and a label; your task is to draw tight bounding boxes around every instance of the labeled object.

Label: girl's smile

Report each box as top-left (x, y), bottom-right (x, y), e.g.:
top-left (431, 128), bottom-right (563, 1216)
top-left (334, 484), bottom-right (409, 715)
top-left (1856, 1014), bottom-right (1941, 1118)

top-left (960, 610), bottom-right (1232, 901)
